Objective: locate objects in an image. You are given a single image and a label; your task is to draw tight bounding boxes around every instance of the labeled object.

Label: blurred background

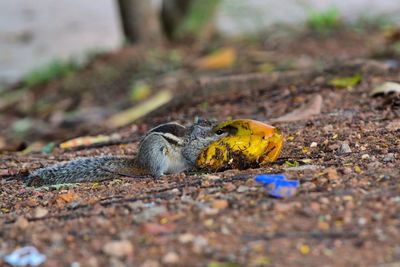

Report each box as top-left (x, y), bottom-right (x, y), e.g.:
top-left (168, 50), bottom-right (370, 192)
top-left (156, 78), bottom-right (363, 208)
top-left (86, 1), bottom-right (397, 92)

top-left (1, 0), bottom-right (400, 85)
top-left (1, 0), bottom-right (400, 151)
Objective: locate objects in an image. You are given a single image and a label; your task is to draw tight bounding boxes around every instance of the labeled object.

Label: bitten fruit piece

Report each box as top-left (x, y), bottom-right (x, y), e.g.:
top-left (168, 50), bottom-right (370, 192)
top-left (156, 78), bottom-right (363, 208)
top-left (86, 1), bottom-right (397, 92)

top-left (196, 119), bottom-right (284, 171)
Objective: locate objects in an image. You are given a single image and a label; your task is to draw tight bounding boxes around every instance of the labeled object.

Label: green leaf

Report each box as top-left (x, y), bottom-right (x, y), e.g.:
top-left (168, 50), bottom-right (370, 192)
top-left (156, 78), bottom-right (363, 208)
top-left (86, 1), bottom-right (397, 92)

top-left (285, 161), bottom-right (300, 168)
top-left (328, 74), bottom-right (362, 88)
top-left (129, 81), bottom-right (152, 102)
top-left (41, 142), bottom-right (56, 154)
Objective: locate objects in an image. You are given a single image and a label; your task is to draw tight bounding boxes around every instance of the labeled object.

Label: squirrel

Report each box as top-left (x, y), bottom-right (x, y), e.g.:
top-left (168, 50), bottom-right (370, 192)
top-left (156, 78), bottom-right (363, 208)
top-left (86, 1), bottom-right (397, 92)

top-left (25, 120), bottom-right (228, 186)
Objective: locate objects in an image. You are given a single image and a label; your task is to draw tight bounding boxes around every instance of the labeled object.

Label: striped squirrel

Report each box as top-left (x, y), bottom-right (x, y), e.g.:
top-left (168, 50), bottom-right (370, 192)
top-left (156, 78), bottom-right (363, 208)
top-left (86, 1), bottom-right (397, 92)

top-left (25, 120), bottom-right (228, 186)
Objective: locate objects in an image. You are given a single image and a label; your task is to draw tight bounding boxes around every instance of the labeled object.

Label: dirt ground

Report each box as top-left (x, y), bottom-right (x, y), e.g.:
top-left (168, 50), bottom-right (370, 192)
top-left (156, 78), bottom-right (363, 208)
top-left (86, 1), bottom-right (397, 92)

top-left (0, 28), bottom-right (399, 267)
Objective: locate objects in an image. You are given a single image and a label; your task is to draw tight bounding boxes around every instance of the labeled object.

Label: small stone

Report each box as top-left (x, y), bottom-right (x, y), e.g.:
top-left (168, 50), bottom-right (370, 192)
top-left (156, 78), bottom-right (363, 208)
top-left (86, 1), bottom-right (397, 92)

top-left (273, 202), bottom-right (294, 212)
top-left (386, 120), bottom-right (400, 131)
top-left (318, 221), bottom-right (330, 231)
top-left (178, 233), bottom-right (194, 244)
top-left (328, 144), bottom-right (340, 151)
top-left (285, 165), bottom-right (318, 171)
top-left (162, 252), bottom-right (179, 264)
top-left (310, 202), bottom-right (320, 212)
top-left (358, 217), bottom-right (367, 226)
top-left (223, 183), bottom-right (236, 192)
top-left (170, 188), bottom-right (180, 195)
top-left (212, 199), bottom-right (229, 209)
top-left (221, 226), bottom-right (230, 235)
top-left (133, 205), bottom-right (167, 223)
top-left (310, 142), bottom-right (318, 148)
top-left (237, 185), bottom-right (249, 193)
top-left (34, 207), bottom-right (49, 218)
top-left (141, 223), bottom-right (176, 235)
top-left (361, 154), bottom-right (370, 160)
top-left (140, 260), bottom-right (160, 267)
top-left (193, 236), bottom-right (208, 248)
top-left (383, 153), bottom-right (395, 162)
top-left (204, 174), bottom-right (220, 180)
top-left (323, 124), bottom-right (334, 133)
top-left (109, 258), bottom-right (126, 267)
top-left (339, 143), bottom-right (352, 154)
top-left (102, 240), bottom-right (133, 258)
top-left (14, 216), bottom-right (29, 229)
top-left (325, 168), bottom-right (339, 180)
top-left (202, 207), bottom-right (219, 215)
top-left (302, 182), bottom-right (316, 190)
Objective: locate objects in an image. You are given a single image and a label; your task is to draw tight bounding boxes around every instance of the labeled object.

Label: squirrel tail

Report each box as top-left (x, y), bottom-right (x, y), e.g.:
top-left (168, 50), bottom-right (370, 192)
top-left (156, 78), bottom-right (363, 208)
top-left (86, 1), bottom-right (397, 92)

top-left (25, 156), bottom-right (138, 186)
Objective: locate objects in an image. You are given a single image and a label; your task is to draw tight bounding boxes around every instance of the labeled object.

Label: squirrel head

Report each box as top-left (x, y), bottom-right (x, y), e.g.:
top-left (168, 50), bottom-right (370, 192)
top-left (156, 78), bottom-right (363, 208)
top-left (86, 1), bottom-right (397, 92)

top-left (186, 119), bottom-right (229, 142)
top-left (182, 119), bottom-right (230, 165)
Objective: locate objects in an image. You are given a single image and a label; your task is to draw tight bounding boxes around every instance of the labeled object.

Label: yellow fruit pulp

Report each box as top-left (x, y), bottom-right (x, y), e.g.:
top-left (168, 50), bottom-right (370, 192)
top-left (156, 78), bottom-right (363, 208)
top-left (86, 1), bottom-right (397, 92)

top-left (197, 119), bottom-right (284, 171)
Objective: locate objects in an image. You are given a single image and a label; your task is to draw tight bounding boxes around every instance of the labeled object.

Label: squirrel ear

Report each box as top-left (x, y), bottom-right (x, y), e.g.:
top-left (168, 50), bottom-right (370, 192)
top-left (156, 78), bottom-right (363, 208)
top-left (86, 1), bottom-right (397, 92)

top-left (147, 122), bottom-right (187, 137)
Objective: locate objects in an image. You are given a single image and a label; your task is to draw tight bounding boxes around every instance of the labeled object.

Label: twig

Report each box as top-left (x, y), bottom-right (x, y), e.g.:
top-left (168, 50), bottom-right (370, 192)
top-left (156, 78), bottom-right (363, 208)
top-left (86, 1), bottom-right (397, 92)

top-left (243, 230), bottom-right (359, 241)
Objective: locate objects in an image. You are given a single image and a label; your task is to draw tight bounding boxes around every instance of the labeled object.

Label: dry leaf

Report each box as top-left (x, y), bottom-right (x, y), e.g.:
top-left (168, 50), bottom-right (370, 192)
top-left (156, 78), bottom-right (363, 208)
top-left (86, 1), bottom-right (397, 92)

top-left (56, 192), bottom-right (80, 204)
top-left (271, 94), bottom-right (322, 122)
top-left (60, 134), bottom-right (120, 149)
top-left (107, 89), bottom-right (172, 128)
top-left (195, 47), bottom-right (236, 70)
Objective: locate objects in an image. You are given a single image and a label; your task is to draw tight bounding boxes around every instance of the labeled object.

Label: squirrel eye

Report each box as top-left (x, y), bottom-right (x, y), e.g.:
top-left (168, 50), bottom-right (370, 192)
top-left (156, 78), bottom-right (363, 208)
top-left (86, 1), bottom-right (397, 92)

top-left (215, 129), bottom-right (224, 135)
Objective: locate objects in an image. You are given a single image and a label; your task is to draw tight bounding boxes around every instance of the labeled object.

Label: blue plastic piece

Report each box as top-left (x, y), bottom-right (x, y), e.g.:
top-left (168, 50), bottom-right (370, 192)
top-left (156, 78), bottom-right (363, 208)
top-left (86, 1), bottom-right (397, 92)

top-left (4, 246), bottom-right (46, 267)
top-left (255, 174), bottom-right (285, 184)
top-left (255, 174), bottom-right (299, 198)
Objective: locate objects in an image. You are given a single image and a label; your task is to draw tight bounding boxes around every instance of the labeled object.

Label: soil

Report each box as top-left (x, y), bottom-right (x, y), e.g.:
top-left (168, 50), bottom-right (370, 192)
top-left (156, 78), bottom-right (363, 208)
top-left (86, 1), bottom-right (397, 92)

top-left (0, 28), bottom-right (399, 267)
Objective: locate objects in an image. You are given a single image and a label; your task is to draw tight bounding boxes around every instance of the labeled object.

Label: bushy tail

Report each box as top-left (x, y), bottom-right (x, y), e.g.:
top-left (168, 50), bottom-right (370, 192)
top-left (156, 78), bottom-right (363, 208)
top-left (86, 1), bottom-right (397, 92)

top-left (25, 156), bottom-right (137, 186)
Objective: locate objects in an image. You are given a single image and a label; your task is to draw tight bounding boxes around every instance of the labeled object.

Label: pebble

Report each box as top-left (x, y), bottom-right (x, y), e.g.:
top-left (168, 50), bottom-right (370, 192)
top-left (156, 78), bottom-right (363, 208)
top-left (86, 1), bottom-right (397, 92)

top-left (302, 182), bottom-right (316, 190)
top-left (361, 154), bottom-right (370, 160)
top-left (178, 233), bottom-right (194, 244)
top-left (140, 260), bottom-right (160, 267)
top-left (285, 165), bottom-right (318, 171)
top-left (325, 168), bottom-right (339, 180)
top-left (358, 217), bottom-right (367, 226)
top-left (223, 183), bottom-right (236, 192)
top-left (102, 240), bottom-right (133, 258)
top-left (34, 207), bottom-right (48, 218)
top-left (14, 216), bottom-right (29, 229)
top-left (193, 236), bottom-right (208, 249)
top-left (212, 199), bottom-right (229, 209)
top-left (310, 142), bottom-right (318, 148)
top-left (339, 143), bottom-right (352, 154)
top-left (133, 205), bottom-right (167, 223)
top-left (386, 120), bottom-right (400, 131)
top-left (162, 252), bottom-right (179, 264)
top-left (323, 124), bottom-right (334, 133)
top-left (383, 153), bottom-right (395, 162)
top-left (237, 185), bottom-right (249, 193)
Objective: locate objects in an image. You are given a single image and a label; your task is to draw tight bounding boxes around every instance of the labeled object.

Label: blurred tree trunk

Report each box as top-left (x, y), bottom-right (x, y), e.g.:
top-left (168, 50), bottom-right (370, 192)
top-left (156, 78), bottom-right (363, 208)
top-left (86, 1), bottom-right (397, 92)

top-left (117, 0), bottom-right (220, 44)
top-left (162, 0), bottom-right (220, 41)
top-left (161, 0), bottom-right (192, 39)
top-left (117, 0), bottom-right (163, 44)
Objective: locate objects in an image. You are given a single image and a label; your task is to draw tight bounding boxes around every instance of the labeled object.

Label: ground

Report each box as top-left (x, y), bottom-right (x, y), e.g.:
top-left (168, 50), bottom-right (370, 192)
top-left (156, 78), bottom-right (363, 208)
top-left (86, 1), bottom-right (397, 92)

top-left (0, 28), bottom-right (399, 267)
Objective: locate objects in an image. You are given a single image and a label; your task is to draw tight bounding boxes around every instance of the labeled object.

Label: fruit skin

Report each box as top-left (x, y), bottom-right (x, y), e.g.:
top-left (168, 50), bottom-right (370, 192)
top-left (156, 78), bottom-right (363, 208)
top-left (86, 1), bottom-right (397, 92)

top-left (196, 119), bottom-right (284, 171)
